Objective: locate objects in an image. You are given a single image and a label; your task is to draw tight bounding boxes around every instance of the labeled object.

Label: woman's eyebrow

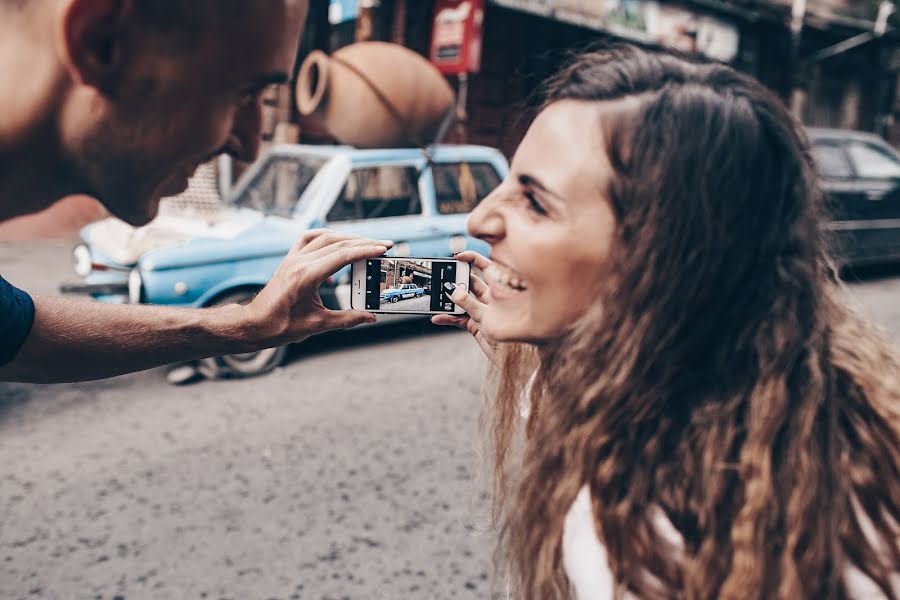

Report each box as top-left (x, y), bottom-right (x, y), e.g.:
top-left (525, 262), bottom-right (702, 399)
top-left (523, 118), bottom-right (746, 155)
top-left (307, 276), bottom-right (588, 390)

top-left (518, 173), bottom-right (566, 204)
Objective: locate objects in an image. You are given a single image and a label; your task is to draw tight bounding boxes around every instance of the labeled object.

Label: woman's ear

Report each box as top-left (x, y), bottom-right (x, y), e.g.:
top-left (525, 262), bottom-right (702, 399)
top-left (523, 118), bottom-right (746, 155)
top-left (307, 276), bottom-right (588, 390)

top-left (58, 0), bottom-right (134, 95)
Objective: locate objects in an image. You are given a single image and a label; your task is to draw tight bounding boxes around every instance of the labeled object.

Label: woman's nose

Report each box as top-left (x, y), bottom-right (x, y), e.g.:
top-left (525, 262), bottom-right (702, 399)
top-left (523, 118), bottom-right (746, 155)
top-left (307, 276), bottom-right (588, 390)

top-left (467, 187), bottom-right (505, 244)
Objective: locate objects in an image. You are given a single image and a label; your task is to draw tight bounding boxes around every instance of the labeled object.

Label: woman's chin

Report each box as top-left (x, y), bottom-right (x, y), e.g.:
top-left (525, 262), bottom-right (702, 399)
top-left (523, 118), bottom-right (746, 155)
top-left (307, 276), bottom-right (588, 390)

top-left (483, 313), bottom-right (543, 345)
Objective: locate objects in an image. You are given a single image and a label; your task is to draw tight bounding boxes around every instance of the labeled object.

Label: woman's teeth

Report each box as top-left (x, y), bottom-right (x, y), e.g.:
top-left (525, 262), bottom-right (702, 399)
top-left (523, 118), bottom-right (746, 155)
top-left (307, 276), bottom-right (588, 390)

top-left (487, 264), bottom-right (527, 291)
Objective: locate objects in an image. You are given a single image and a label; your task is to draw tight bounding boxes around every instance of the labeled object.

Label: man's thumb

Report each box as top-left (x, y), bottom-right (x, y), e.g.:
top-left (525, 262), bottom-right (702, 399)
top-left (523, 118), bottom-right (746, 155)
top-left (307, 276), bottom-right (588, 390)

top-left (338, 310), bottom-right (378, 329)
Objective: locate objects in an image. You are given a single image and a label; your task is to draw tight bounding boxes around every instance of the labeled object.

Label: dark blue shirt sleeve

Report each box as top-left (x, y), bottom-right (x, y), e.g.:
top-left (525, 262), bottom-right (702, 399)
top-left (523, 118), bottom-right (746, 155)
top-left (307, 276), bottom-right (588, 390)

top-left (0, 276), bottom-right (35, 366)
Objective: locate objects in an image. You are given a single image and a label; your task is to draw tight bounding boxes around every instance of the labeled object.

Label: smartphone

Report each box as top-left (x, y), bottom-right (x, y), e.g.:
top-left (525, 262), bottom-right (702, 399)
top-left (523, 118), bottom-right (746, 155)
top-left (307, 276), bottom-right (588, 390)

top-left (350, 257), bottom-right (471, 315)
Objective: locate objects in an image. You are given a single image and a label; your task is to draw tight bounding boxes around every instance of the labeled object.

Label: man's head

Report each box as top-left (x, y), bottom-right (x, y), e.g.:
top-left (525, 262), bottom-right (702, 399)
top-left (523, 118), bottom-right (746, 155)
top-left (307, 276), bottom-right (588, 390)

top-left (4, 0), bottom-right (307, 225)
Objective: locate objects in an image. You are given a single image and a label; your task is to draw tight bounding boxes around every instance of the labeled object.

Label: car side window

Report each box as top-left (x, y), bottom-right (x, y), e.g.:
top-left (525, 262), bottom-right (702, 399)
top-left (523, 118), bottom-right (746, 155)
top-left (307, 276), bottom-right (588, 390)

top-left (327, 166), bottom-right (422, 223)
top-left (846, 141), bottom-right (900, 179)
top-left (811, 142), bottom-right (853, 179)
top-left (433, 162), bottom-right (502, 215)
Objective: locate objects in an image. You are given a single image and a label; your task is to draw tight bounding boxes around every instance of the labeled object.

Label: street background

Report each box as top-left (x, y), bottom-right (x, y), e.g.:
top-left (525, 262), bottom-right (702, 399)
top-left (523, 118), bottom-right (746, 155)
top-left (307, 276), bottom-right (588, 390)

top-left (3, 1), bottom-right (900, 598)
top-left (1, 241), bottom-right (899, 600)
top-left (0, 242), bottom-right (494, 600)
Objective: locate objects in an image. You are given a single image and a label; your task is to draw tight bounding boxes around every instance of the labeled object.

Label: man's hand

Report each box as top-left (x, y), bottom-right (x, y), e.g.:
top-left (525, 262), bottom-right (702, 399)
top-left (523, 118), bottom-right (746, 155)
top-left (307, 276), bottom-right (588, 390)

top-left (243, 230), bottom-right (391, 348)
top-left (431, 251), bottom-right (497, 363)
top-left (0, 231), bottom-right (393, 384)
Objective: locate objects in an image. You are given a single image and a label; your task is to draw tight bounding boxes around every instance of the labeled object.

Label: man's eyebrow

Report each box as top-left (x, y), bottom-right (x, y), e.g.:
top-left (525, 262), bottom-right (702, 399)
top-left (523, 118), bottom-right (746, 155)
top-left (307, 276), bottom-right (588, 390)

top-left (242, 72), bottom-right (290, 92)
top-left (518, 174), bottom-right (565, 204)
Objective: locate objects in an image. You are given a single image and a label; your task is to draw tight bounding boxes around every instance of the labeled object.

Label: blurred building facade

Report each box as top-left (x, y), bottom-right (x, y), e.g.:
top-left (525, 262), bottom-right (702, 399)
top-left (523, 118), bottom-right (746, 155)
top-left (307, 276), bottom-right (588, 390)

top-left (264, 0), bottom-right (900, 157)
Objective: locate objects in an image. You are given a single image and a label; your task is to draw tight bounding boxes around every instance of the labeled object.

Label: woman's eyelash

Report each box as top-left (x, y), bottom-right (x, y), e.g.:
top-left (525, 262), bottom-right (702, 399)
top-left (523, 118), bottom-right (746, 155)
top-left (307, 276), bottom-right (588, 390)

top-left (524, 191), bottom-right (547, 215)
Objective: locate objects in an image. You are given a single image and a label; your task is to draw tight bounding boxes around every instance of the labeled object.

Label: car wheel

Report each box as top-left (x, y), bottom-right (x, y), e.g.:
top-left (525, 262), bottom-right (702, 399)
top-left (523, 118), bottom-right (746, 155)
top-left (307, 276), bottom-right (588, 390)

top-left (391, 296), bottom-right (399, 303)
top-left (203, 290), bottom-right (289, 378)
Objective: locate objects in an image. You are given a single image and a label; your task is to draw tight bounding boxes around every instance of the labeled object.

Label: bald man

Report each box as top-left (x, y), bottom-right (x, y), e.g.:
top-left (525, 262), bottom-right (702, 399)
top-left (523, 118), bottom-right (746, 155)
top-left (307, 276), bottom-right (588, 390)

top-left (0, 0), bottom-right (391, 383)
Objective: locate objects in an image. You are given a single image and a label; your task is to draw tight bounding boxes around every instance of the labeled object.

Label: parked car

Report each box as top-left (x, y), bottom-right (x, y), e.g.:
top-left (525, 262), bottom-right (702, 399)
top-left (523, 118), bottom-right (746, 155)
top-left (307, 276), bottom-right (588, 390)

top-left (808, 128), bottom-right (900, 266)
top-left (380, 283), bottom-right (426, 303)
top-left (62, 144), bottom-right (508, 378)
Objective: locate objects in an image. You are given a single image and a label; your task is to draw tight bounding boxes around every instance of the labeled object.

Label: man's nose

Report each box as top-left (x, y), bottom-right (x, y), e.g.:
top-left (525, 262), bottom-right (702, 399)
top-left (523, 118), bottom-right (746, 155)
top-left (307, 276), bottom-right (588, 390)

top-left (467, 187), bottom-right (504, 243)
top-left (225, 101), bottom-right (263, 163)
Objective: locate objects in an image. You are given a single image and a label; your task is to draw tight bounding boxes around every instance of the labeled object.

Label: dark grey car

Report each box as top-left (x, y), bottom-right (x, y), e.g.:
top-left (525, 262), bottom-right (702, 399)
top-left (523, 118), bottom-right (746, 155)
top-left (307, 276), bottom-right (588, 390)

top-left (809, 128), bottom-right (900, 266)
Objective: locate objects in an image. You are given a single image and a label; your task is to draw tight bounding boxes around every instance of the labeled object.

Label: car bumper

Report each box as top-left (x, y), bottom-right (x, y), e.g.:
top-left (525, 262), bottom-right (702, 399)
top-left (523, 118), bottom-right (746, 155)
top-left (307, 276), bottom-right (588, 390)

top-left (60, 282), bottom-right (129, 296)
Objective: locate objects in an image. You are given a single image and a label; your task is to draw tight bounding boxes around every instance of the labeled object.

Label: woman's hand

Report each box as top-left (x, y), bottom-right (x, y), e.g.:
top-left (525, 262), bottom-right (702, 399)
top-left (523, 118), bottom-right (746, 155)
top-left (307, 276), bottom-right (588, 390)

top-left (432, 251), bottom-right (497, 362)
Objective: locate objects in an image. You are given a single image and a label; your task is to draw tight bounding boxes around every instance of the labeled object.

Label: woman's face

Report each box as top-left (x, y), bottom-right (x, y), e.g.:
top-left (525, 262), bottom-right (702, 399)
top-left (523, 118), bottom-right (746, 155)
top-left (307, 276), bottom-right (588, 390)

top-left (467, 100), bottom-right (617, 343)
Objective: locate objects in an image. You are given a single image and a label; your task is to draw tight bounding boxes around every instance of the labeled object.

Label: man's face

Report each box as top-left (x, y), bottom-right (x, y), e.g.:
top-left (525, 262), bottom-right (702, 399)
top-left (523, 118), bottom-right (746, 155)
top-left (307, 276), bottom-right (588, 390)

top-left (62, 1), bottom-right (307, 226)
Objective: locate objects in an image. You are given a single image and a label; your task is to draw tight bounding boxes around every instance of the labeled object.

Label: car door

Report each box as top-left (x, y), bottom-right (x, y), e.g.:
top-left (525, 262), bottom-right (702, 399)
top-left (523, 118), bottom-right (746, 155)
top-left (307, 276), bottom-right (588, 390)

top-left (843, 139), bottom-right (900, 263)
top-left (811, 139), bottom-right (868, 263)
top-left (322, 158), bottom-right (448, 259)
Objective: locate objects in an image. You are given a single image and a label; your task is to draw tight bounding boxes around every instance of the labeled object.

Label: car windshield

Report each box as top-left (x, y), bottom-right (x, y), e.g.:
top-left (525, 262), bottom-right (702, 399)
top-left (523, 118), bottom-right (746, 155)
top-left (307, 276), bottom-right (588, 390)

top-left (232, 156), bottom-right (328, 217)
top-left (847, 141), bottom-right (900, 179)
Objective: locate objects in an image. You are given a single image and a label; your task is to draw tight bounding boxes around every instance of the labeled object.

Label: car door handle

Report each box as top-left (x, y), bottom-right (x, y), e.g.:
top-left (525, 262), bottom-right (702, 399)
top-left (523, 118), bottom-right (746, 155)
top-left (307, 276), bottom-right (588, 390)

top-left (865, 190), bottom-right (883, 200)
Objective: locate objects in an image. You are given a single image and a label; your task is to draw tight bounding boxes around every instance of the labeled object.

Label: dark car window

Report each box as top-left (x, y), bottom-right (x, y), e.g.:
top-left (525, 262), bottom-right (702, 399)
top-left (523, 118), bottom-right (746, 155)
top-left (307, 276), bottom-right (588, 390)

top-left (811, 142), bottom-right (853, 179)
top-left (846, 141), bottom-right (900, 179)
top-left (433, 162), bottom-right (502, 215)
top-left (234, 156), bottom-right (326, 217)
top-left (327, 166), bottom-right (422, 222)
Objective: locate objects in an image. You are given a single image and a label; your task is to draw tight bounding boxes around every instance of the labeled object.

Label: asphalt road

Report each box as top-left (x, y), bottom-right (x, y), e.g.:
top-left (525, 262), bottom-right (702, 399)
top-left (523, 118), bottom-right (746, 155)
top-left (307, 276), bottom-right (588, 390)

top-left (1, 241), bottom-right (899, 600)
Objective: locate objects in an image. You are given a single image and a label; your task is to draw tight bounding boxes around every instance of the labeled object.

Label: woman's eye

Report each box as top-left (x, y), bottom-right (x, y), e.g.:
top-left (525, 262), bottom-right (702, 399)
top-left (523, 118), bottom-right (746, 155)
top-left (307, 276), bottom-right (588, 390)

top-left (524, 191), bottom-right (547, 215)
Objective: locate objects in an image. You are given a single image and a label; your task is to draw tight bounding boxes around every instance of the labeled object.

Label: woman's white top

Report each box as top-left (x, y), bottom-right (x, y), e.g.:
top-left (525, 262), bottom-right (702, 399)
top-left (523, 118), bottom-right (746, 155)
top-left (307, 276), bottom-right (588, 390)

top-left (520, 373), bottom-right (899, 599)
top-left (562, 486), bottom-right (898, 600)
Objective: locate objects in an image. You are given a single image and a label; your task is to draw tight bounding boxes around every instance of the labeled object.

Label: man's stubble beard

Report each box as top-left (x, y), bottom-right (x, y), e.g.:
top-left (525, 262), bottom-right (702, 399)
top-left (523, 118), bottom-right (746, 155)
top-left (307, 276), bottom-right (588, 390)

top-left (72, 127), bottom-right (162, 227)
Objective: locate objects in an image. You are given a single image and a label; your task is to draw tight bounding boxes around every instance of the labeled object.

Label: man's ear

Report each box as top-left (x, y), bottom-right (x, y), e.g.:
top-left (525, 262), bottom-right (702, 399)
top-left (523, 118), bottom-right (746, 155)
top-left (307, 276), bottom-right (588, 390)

top-left (59, 0), bottom-right (134, 95)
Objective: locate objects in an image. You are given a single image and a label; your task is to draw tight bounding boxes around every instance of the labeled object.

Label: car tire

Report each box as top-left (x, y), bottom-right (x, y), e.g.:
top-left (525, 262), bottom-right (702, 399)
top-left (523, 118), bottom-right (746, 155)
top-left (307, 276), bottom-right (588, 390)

top-left (391, 296), bottom-right (399, 303)
top-left (203, 289), bottom-right (289, 378)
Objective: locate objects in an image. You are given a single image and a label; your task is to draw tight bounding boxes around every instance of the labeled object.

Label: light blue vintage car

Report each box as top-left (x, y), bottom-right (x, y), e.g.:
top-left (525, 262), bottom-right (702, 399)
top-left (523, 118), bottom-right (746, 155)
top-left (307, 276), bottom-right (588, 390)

top-left (63, 144), bottom-right (508, 378)
top-left (380, 283), bottom-right (426, 303)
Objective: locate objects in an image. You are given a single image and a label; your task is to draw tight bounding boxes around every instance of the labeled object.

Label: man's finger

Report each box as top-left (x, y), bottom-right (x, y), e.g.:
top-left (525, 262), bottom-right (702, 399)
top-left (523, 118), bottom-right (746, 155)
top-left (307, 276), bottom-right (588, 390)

top-left (301, 238), bottom-right (391, 268)
top-left (290, 229), bottom-right (330, 253)
top-left (431, 314), bottom-right (469, 329)
top-left (292, 231), bottom-right (393, 256)
top-left (307, 244), bottom-right (389, 283)
top-left (450, 283), bottom-right (486, 322)
top-left (322, 309), bottom-right (377, 330)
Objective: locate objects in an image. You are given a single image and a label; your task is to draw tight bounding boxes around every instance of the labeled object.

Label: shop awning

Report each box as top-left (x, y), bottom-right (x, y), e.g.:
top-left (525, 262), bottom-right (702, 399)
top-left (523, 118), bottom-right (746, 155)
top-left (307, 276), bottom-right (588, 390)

top-left (489, 0), bottom-right (742, 63)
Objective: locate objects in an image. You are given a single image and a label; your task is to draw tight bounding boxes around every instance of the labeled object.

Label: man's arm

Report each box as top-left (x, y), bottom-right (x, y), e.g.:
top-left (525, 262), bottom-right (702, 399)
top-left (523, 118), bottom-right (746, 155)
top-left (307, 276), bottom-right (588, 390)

top-left (0, 231), bottom-right (391, 384)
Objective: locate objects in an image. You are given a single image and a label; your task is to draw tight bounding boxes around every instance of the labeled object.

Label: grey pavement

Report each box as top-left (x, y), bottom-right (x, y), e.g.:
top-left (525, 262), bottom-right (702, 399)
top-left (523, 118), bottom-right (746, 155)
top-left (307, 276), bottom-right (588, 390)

top-left (1, 241), bottom-right (899, 600)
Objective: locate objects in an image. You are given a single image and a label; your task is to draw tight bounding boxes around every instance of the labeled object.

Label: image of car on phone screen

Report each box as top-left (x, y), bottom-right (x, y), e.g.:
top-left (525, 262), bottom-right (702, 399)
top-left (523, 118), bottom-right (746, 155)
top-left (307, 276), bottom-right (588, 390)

top-left (380, 284), bottom-right (427, 303)
top-left (378, 259), bottom-right (433, 312)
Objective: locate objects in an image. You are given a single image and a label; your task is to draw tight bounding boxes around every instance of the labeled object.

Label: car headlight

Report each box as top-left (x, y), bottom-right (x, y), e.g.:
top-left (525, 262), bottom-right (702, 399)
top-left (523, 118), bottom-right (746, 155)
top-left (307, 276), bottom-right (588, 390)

top-left (73, 245), bottom-right (92, 277)
top-left (128, 268), bottom-right (143, 304)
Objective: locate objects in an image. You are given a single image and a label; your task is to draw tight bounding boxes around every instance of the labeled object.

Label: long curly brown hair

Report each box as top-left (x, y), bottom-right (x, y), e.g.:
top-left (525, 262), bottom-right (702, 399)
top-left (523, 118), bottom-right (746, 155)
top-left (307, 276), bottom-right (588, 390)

top-left (485, 46), bottom-right (900, 599)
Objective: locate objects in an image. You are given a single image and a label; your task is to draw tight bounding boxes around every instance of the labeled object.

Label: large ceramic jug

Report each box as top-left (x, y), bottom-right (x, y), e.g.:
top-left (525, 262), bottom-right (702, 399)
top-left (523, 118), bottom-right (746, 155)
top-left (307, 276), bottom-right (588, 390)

top-left (296, 42), bottom-right (455, 148)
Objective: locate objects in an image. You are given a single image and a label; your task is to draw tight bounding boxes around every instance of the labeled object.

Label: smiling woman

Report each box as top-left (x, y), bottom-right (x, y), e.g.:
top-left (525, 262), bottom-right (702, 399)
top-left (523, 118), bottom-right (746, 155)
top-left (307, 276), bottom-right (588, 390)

top-left (439, 45), bottom-right (900, 600)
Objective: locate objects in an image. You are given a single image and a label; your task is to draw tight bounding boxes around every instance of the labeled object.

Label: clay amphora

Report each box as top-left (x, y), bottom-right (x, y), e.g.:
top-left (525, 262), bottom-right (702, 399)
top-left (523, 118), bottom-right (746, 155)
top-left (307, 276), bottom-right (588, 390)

top-left (296, 42), bottom-right (455, 148)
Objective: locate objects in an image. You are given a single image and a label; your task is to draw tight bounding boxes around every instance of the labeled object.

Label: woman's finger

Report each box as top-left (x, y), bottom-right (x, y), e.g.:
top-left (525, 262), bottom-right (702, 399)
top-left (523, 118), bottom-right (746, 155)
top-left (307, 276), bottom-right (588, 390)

top-left (454, 251), bottom-right (492, 271)
top-left (468, 273), bottom-right (489, 301)
top-left (450, 284), bottom-right (486, 322)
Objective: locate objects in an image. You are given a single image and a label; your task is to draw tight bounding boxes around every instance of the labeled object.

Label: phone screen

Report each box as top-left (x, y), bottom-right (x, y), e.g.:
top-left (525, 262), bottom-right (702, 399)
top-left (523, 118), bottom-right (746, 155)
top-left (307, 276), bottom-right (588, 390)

top-left (364, 258), bottom-right (461, 313)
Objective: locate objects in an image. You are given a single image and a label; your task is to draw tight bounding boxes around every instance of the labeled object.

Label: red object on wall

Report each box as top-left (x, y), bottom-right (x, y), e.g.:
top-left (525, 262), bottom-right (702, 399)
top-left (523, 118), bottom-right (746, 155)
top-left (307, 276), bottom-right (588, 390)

top-left (430, 0), bottom-right (485, 75)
